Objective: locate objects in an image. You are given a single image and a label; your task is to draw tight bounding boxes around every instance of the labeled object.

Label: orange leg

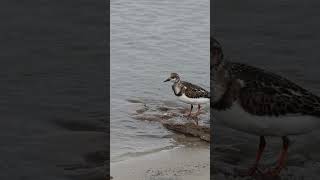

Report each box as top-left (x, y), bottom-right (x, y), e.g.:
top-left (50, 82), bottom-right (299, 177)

top-left (189, 104), bottom-right (193, 116)
top-left (184, 104), bottom-right (193, 116)
top-left (191, 105), bottom-right (201, 125)
top-left (197, 104), bottom-right (201, 114)
top-left (248, 136), bottom-right (266, 176)
top-left (264, 136), bottom-right (289, 176)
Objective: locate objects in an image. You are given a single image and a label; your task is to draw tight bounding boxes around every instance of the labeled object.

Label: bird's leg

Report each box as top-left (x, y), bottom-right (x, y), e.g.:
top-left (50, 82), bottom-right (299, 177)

top-left (191, 116), bottom-right (199, 126)
top-left (189, 104), bottom-right (193, 116)
top-left (196, 104), bottom-right (201, 115)
top-left (264, 136), bottom-right (289, 176)
top-left (247, 136), bottom-right (266, 176)
top-left (184, 104), bottom-right (193, 117)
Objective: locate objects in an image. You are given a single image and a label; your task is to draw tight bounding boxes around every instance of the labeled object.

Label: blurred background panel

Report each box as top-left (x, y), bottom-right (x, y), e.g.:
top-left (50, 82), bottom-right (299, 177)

top-left (0, 1), bottom-right (107, 179)
top-left (212, 0), bottom-right (320, 179)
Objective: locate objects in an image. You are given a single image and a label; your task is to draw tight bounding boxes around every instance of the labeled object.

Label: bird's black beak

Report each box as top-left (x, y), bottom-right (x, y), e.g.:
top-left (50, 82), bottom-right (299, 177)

top-left (163, 78), bottom-right (170, 82)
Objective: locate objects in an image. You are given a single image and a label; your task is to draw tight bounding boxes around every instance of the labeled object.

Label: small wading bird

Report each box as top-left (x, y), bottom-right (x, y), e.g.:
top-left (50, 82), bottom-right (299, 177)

top-left (164, 73), bottom-right (210, 125)
top-left (211, 37), bottom-right (320, 177)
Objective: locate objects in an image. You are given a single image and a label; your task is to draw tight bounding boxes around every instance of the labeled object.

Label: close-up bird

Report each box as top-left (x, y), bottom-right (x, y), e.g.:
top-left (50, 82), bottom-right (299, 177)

top-left (164, 73), bottom-right (210, 125)
top-left (211, 37), bottom-right (320, 177)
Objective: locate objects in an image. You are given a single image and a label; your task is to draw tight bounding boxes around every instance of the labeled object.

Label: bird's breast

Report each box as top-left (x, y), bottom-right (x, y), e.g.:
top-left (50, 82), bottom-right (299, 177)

top-left (178, 94), bottom-right (209, 105)
top-left (212, 101), bottom-right (320, 136)
top-left (172, 84), bottom-right (182, 96)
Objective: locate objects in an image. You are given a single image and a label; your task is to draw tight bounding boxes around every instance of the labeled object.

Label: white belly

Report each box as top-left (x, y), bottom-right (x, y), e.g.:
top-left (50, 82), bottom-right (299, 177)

top-left (212, 102), bottom-right (320, 136)
top-left (178, 94), bottom-right (209, 105)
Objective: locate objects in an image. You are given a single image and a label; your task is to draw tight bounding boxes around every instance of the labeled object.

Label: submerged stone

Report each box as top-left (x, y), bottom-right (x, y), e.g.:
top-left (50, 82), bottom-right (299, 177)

top-left (162, 118), bottom-right (210, 142)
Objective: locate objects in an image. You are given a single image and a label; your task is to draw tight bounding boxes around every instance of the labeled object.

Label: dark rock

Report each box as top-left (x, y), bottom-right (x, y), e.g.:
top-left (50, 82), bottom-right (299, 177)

top-left (130, 102), bottom-right (210, 142)
top-left (162, 119), bottom-right (210, 142)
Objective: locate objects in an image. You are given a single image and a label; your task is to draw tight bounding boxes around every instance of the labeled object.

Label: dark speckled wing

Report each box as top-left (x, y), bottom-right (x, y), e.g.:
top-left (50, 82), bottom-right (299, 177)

top-left (226, 62), bottom-right (320, 116)
top-left (181, 81), bottom-right (210, 99)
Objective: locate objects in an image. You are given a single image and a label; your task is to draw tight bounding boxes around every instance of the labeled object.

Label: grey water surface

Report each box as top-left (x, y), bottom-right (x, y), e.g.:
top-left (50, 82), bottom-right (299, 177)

top-left (110, 0), bottom-right (209, 162)
top-left (213, 0), bottom-right (320, 179)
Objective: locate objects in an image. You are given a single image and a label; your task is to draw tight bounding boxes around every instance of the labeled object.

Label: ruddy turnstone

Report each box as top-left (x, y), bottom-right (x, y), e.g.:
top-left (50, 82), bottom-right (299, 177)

top-left (211, 37), bottom-right (320, 176)
top-left (164, 73), bottom-right (210, 125)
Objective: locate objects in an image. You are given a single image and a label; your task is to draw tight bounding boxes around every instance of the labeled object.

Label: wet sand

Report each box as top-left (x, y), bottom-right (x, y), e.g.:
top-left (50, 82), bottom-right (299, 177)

top-left (111, 146), bottom-right (209, 180)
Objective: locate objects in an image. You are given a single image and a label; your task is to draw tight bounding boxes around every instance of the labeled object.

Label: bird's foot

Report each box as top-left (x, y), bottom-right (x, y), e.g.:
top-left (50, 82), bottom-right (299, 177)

top-left (247, 166), bottom-right (259, 176)
top-left (183, 113), bottom-right (192, 117)
top-left (193, 118), bottom-right (199, 126)
top-left (184, 112), bottom-right (199, 117)
top-left (248, 166), bottom-right (263, 176)
top-left (182, 113), bottom-right (199, 126)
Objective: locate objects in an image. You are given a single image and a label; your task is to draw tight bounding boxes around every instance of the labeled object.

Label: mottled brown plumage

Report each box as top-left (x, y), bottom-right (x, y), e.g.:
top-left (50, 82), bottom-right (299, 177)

top-left (165, 73), bottom-right (210, 99)
top-left (218, 62), bottom-right (320, 117)
top-left (181, 81), bottom-right (210, 99)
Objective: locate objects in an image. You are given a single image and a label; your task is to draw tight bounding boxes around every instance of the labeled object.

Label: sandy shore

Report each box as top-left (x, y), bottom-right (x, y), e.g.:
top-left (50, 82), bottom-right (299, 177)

top-left (111, 145), bottom-right (209, 180)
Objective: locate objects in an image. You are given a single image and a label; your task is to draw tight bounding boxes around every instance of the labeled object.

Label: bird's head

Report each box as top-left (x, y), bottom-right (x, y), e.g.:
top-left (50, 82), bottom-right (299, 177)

top-left (164, 73), bottom-right (180, 83)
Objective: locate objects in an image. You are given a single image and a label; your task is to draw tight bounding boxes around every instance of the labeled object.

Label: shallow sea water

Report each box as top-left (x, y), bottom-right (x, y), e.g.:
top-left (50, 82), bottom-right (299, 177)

top-left (110, 0), bottom-right (210, 162)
